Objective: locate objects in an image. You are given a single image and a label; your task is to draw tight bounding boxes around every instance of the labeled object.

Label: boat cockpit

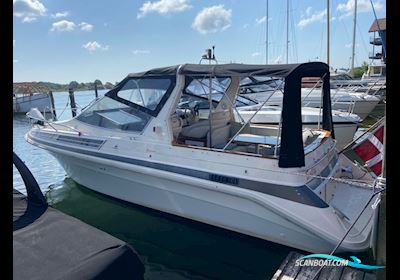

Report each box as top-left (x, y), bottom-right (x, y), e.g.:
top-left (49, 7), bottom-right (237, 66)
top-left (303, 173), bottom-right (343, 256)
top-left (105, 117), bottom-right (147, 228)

top-left (170, 75), bottom-right (324, 158)
top-left (61, 62), bottom-right (334, 168)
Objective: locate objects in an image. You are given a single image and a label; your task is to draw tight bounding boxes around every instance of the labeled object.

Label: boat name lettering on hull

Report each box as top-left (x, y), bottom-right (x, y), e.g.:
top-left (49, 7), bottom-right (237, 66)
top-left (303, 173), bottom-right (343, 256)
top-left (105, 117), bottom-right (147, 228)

top-left (209, 174), bottom-right (239, 185)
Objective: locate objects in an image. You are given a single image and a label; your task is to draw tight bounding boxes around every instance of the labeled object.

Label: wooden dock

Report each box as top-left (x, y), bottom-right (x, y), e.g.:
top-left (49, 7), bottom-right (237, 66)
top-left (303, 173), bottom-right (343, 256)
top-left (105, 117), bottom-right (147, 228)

top-left (272, 251), bottom-right (376, 280)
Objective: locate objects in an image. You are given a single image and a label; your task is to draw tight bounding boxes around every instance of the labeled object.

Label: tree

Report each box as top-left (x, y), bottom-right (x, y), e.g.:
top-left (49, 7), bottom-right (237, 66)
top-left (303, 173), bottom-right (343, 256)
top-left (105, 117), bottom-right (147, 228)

top-left (361, 61), bottom-right (369, 74)
top-left (94, 79), bottom-right (103, 86)
top-left (68, 81), bottom-right (79, 90)
top-left (104, 82), bottom-right (114, 89)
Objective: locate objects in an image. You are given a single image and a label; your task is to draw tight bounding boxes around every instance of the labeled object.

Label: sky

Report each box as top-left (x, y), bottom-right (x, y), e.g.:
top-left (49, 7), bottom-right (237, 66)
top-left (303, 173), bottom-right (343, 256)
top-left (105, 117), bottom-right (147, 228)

top-left (13, 0), bottom-right (386, 84)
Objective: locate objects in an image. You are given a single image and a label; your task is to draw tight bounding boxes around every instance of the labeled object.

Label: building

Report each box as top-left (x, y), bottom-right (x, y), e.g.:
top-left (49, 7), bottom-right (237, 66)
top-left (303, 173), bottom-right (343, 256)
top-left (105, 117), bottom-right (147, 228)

top-left (368, 18), bottom-right (386, 63)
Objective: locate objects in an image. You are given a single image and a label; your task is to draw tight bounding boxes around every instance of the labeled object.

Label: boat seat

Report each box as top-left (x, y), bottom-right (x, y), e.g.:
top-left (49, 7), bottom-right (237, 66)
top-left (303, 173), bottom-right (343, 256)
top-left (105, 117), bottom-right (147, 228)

top-left (170, 113), bottom-right (183, 139)
top-left (179, 110), bottom-right (231, 147)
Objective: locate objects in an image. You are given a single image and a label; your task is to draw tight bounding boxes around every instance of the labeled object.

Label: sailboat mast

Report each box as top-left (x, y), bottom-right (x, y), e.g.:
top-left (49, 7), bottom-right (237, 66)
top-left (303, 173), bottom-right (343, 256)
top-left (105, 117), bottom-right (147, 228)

top-left (351, 0), bottom-right (358, 76)
top-left (266, 0), bottom-right (269, 64)
top-left (286, 0), bottom-right (289, 64)
top-left (326, 0), bottom-right (330, 65)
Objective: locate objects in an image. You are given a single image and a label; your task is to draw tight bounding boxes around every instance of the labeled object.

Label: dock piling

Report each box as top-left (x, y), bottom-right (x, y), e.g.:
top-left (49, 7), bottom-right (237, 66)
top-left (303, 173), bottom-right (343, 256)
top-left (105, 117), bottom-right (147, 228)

top-left (94, 82), bottom-right (99, 99)
top-left (48, 91), bottom-right (57, 120)
top-left (68, 88), bottom-right (77, 117)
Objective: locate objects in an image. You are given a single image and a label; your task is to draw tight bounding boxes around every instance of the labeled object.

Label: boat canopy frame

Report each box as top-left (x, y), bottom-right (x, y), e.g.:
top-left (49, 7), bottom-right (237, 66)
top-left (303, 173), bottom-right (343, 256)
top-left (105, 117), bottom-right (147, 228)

top-left (124, 62), bottom-right (334, 168)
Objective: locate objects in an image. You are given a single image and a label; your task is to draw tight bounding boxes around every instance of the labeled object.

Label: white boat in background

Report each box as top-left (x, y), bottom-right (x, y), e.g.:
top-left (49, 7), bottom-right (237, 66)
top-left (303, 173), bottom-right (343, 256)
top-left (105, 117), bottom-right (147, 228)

top-left (181, 93), bottom-right (360, 151)
top-left (13, 92), bottom-right (52, 114)
top-left (235, 105), bottom-right (360, 150)
top-left (26, 62), bottom-right (380, 253)
top-left (13, 82), bottom-right (53, 114)
top-left (361, 63), bottom-right (386, 90)
top-left (240, 79), bottom-right (381, 120)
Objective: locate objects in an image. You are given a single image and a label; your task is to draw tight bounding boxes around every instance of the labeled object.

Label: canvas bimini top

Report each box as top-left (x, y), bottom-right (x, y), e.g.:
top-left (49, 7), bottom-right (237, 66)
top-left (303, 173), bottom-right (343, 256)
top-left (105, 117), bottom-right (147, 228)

top-left (110, 62), bottom-right (334, 168)
top-left (127, 62), bottom-right (329, 78)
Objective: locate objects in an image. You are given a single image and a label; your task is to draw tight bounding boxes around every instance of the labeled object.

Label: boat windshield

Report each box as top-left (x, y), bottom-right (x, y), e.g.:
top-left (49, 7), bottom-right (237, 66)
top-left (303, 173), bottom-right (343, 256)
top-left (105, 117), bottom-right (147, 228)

top-left (76, 77), bottom-right (174, 132)
top-left (115, 78), bottom-right (172, 111)
top-left (76, 96), bottom-right (153, 132)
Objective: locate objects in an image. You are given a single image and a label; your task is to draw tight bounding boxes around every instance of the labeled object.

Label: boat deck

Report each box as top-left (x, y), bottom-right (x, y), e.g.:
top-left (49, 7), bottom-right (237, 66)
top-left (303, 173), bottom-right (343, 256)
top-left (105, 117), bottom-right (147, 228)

top-left (272, 251), bottom-right (377, 280)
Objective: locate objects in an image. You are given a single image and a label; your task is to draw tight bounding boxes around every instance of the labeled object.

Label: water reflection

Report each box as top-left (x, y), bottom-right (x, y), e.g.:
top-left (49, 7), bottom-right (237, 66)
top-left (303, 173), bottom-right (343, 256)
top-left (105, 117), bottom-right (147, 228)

top-left (46, 178), bottom-right (292, 280)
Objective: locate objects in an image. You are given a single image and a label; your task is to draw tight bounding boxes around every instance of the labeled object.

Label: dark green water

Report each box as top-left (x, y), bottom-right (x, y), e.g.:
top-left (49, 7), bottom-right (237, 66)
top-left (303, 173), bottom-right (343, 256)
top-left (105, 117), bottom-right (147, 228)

top-left (46, 178), bottom-right (292, 280)
top-left (13, 91), bottom-right (385, 279)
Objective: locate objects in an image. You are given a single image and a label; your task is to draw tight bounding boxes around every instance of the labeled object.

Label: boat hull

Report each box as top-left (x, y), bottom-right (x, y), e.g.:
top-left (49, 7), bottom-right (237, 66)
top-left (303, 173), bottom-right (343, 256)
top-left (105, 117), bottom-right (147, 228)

top-left (13, 93), bottom-right (51, 114)
top-left (245, 93), bottom-right (380, 120)
top-left (44, 147), bottom-right (372, 254)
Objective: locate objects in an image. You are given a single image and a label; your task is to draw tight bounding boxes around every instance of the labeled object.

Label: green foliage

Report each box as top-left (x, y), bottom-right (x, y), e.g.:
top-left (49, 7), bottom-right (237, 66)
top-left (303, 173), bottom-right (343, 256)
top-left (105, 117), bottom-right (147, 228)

top-left (28, 80), bottom-right (115, 93)
top-left (361, 61), bottom-right (369, 73)
top-left (104, 82), bottom-right (114, 89)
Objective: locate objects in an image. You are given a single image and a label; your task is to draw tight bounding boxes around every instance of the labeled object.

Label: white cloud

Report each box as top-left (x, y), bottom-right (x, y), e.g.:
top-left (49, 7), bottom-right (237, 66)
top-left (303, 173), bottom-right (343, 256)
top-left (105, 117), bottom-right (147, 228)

top-left (50, 20), bottom-right (76, 32)
top-left (13, 0), bottom-right (46, 22)
top-left (305, 7), bottom-right (312, 16)
top-left (82, 41), bottom-right (109, 52)
top-left (242, 23), bottom-right (249, 29)
top-left (297, 10), bottom-right (326, 29)
top-left (255, 16), bottom-right (271, 25)
top-left (132, 49), bottom-right (151, 55)
top-left (14, 59), bottom-right (19, 63)
top-left (192, 5), bottom-right (232, 34)
top-left (256, 16), bottom-right (266, 24)
top-left (251, 52), bottom-right (261, 57)
top-left (79, 22), bottom-right (94, 31)
top-left (337, 0), bottom-right (383, 18)
top-left (13, 40), bottom-right (16, 47)
top-left (13, 0), bottom-right (46, 17)
top-left (51, 11), bottom-right (69, 18)
top-left (22, 16), bottom-right (37, 23)
top-left (273, 55), bottom-right (282, 64)
top-left (137, 0), bottom-right (191, 18)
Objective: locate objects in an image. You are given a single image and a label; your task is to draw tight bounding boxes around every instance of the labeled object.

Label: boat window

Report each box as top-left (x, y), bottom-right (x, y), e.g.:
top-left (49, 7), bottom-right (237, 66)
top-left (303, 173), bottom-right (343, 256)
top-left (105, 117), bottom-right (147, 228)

top-left (76, 96), bottom-right (152, 132)
top-left (240, 77), bottom-right (283, 94)
top-left (186, 77), bottom-right (231, 98)
top-left (182, 77), bottom-right (258, 109)
top-left (116, 78), bottom-right (172, 111)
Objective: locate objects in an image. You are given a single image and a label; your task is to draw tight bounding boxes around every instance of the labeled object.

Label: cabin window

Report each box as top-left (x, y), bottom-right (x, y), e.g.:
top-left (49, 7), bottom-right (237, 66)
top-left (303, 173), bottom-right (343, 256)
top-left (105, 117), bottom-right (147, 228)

top-left (76, 96), bottom-right (152, 132)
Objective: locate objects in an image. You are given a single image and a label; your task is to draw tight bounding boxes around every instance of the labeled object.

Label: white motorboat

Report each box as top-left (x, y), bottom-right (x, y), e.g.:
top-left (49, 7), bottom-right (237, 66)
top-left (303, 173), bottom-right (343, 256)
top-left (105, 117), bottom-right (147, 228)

top-left (13, 92), bottom-right (52, 114)
top-left (361, 63), bottom-right (386, 84)
top-left (240, 78), bottom-right (381, 120)
top-left (181, 93), bottom-right (360, 151)
top-left (26, 62), bottom-right (380, 253)
top-left (235, 105), bottom-right (360, 150)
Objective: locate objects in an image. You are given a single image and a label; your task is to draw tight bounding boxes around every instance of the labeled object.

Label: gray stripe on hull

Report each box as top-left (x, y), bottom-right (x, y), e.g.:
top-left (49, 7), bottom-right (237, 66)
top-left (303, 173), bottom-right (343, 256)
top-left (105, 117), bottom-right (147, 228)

top-left (31, 134), bottom-right (329, 208)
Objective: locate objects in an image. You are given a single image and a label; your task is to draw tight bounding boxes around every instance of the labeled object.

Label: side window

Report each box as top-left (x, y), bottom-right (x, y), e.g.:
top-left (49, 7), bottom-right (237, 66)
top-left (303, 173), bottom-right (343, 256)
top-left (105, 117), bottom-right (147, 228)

top-left (117, 78), bottom-right (171, 111)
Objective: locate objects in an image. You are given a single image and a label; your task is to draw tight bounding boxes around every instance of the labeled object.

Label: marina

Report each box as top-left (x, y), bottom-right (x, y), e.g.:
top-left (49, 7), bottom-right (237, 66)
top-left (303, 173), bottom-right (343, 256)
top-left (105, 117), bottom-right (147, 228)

top-left (14, 67), bottom-right (386, 279)
top-left (13, 0), bottom-right (387, 279)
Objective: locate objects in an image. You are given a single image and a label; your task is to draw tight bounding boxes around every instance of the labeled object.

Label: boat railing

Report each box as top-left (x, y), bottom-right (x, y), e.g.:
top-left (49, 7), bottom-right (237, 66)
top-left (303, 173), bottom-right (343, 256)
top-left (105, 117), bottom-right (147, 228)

top-left (27, 110), bottom-right (82, 135)
top-left (364, 78), bottom-right (386, 96)
top-left (302, 73), bottom-right (327, 107)
top-left (222, 85), bottom-right (283, 152)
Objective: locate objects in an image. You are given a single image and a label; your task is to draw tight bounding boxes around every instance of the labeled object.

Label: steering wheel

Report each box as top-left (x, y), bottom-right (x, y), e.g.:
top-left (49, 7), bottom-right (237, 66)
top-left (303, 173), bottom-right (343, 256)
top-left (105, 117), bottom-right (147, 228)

top-left (191, 104), bottom-right (199, 116)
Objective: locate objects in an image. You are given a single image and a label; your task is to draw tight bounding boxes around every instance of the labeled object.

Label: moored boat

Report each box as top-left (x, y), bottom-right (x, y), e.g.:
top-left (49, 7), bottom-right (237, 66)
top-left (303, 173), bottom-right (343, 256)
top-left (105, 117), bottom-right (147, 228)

top-left (26, 62), bottom-right (380, 253)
